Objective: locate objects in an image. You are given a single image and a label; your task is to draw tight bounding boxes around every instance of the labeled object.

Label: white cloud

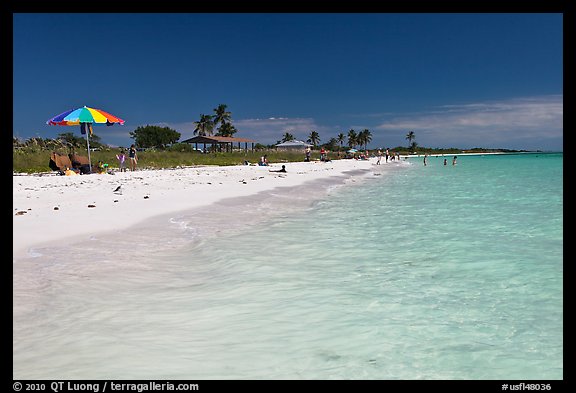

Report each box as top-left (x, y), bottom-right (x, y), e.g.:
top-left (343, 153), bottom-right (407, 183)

top-left (121, 95), bottom-right (562, 151)
top-left (234, 118), bottom-right (323, 143)
top-left (375, 95), bottom-right (563, 149)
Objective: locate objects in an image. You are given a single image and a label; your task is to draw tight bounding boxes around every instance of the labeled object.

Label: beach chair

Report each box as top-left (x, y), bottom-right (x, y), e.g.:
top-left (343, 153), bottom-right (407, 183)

top-left (48, 152), bottom-right (73, 173)
top-left (69, 154), bottom-right (92, 174)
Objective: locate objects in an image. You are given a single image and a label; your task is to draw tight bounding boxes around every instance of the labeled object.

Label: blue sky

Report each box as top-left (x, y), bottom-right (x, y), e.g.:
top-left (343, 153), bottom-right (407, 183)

top-left (13, 13), bottom-right (563, 151)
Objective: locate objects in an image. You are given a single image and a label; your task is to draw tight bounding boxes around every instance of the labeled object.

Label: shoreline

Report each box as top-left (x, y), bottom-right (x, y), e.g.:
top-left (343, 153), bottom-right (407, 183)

top-left (16, 151), bottom-right (547, 260)
top-left (13, 159), bottom-right (388, 260)
top-left (405, 151), bottom-right (553, 158)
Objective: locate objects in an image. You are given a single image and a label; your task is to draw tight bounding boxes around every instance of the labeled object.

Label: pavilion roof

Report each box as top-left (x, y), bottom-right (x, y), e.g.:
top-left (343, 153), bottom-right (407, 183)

top-left (181, 136), bottom-right (256, 144)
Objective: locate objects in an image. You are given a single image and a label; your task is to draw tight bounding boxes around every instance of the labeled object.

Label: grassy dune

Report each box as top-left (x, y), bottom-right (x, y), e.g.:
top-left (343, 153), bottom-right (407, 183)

top-left (13, 148), bottom-right (339, 174)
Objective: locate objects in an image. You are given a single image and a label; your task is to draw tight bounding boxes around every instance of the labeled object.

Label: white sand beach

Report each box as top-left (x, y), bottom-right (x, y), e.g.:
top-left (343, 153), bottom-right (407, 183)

top-left (13, 159), bottom-right (382, 260)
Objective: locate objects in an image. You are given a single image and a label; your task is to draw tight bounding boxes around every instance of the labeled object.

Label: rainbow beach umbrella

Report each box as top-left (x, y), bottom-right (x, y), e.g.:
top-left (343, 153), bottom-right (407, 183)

top-left (47, 105), bottom-right (125, 171)
top-left (47, 106), bottom-right (125, 126)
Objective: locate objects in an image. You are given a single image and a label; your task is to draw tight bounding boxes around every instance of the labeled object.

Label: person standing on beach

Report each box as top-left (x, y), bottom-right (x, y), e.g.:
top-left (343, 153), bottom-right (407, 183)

top-left (385, 148), bottom-right (389, 163)
top-left (423, 154), bottom-right (428, 166)
top-left (305, 147), bottom-right (311, 162)
top-left (129, 144), bottom-right (138, 171)
top-left (116, 149), bottom-right (127, 172)
top-left (377, 149), bottom-right (382, 165)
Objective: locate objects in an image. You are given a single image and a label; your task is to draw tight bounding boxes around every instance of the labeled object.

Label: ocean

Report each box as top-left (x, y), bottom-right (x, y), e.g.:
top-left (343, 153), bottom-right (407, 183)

top-left (13, 153), bottom-right (563, 380)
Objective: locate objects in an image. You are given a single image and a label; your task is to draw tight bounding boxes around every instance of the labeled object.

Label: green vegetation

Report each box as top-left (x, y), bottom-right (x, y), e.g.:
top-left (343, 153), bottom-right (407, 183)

top-left (129, 125), bottom-right (181, 148)
top-left (13, 121), bottom-right (531, 174)
top-left (14, 143), bottom-right (530, 174)
top-left (13, 145), bottom-right (331, 174)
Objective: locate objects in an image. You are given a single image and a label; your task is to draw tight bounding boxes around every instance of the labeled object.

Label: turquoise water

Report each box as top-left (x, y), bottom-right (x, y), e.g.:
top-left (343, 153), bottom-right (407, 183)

top-left (13, 153), bottom-right (563, 380)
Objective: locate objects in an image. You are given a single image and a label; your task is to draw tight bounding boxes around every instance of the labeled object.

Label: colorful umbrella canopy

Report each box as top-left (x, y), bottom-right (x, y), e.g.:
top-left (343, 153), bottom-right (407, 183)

top-left (47, 105), bottom-right (124, 126)
top-left (46, 105), bottom-right (125, 173)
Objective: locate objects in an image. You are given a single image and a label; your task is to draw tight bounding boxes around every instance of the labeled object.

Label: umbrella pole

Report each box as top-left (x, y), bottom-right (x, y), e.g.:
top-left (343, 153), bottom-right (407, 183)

top-left (84, 125), bottom-right (92, 171)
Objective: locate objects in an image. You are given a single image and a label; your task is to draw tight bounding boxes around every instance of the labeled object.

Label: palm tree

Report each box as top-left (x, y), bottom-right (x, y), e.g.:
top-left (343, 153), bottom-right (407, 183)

top-left (406, 131), bottom-right (415, 148)
top-left (347, 129), bottom-right (357, 149)
top-left (213, 104), bottom-right (232, 129)
top-left (216, 121), bottom-right (237, 137)
top-left (336, 132), bottom-right (346, 156)
top-left (325, 137), bottom-right (338, 152)
top-left (308, 130), bottom-right (320, 147)
top-left (193, 114), bottom-right (215, 136)
top-left (358, 129), bottom-right (372, 151)
top-left (282, 132), bottom-right (295, 142)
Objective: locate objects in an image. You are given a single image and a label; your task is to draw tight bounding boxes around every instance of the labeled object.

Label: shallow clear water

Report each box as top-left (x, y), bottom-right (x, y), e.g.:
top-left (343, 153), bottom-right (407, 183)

top-left (13, 153), bottom-right (563, 380)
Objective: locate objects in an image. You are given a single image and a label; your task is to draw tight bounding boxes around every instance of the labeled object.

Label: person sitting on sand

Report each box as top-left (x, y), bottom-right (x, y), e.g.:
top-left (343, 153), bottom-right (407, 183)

top-left (269, 165), bottom-right (286, 173)
top-left (64, 167), bottom-right (78, 176)
top-left (96, 160), bottom-right (106, 174)
top-left (259, 155), bottom-right (269, 166)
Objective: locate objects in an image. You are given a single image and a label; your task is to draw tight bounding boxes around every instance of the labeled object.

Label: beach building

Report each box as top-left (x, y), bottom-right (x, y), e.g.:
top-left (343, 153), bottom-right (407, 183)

top-left (181, 136), bottom-right (256, 152)
top-left (275, 140), bottom-right (313, 151)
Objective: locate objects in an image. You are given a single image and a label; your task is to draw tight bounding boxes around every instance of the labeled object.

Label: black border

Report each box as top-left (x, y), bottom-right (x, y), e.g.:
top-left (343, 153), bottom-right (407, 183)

top-left (8, 0), bottom-right (567, 388)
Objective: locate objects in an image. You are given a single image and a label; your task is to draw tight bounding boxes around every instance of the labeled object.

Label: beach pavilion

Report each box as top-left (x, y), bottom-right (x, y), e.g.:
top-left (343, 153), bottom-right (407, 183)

top-left (180, 136), bottom-right (257, 152)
